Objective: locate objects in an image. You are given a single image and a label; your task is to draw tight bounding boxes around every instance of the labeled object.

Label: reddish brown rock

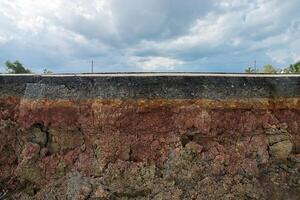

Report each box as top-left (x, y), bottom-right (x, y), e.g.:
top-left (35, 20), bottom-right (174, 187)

top-left (0, 97), bottom-right (300, 199)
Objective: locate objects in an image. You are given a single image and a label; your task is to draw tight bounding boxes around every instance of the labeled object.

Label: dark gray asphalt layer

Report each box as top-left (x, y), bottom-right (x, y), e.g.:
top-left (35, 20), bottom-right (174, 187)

top-left (0, 74), bottom-right (300, 99)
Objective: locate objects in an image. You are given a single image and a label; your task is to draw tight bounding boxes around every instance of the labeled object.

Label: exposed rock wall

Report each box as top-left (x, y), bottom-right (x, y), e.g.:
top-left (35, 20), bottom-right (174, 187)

top-left (0, 75), bottom-right (299, 199)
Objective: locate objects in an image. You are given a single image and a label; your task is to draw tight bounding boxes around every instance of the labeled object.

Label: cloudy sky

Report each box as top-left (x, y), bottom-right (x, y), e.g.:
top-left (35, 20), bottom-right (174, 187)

top-left (0, 0), bottom-right (300, 73)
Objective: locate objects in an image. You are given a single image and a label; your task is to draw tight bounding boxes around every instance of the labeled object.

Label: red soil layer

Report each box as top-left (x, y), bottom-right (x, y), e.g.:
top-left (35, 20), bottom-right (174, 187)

top-left (0, 97), bottom-right (300, 199)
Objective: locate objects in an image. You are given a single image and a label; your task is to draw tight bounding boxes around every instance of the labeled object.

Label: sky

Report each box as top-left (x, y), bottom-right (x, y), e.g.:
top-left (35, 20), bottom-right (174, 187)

top-left (0, 0), bottom-right (300, 73)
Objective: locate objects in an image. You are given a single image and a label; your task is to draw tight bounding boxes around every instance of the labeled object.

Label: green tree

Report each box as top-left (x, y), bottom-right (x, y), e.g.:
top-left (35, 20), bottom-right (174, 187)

top-left (5, 60), bottom-right (32, 74)
top-left (244, 67), bottom-right (258, 73)
top-left (261, 64), bottom-right (278, 73)
top-left (43, 68), bottom-right (53, 74)
top-left (284, 61), bottom-right (300, 73)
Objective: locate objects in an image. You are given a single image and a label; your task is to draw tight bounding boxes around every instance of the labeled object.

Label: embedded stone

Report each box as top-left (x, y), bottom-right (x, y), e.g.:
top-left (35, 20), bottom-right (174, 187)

top-left (94, 186), bottom-right (108, 198)
top-left (29, 127), bottom-right (47, 147)
top-left (269, 140), bottom-right (293, 161)
top-left (268, 134), bottom-right (290, 145)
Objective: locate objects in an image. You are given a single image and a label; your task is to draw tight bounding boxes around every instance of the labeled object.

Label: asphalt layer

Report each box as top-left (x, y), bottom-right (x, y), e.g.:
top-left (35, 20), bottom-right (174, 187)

top-left (1, 73), bottom-right (300, 99)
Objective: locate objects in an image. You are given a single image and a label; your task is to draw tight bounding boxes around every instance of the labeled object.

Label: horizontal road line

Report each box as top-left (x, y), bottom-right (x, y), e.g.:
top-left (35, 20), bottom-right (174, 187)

top-left (1, 73), bottom-right (300, 77)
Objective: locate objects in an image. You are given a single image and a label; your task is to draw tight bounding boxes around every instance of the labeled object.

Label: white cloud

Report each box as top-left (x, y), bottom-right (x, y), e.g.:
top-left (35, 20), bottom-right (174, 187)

top-left (129, 56), bottom-right (183, 71)
top-left (266, 37), bottom-right (300, 65)
top-left (0, 34), bottom-right (13, 44)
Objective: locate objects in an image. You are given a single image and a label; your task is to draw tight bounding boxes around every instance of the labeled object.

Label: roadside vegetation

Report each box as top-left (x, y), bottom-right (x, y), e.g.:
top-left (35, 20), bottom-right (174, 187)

top-left (245, 61), bottom-right (300, 73)
top-left (2, 60), bottom-right (52, 74)
top-left (5, 60), bottom-right (32, 74)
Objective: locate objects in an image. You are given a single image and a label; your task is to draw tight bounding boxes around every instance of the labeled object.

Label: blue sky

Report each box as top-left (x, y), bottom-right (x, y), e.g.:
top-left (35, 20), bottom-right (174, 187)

top-left (0, 0), bottom-right (300, 73)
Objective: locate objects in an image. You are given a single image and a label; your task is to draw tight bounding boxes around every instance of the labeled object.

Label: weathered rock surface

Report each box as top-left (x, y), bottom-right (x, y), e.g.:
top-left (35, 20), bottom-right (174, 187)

top-left (0, 74), bottom-right (300, 199)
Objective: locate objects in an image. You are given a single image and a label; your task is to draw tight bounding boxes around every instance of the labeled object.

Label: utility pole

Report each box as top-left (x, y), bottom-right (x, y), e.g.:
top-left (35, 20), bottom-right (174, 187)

top-left (91, 60), bottom-right (94, 73)
top-left (254, 60), bottom-right (257, 73)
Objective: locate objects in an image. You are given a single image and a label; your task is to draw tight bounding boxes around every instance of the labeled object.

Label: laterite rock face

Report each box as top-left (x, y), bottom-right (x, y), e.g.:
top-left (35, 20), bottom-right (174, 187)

top-left (0, 74), bottom-right (300, 199)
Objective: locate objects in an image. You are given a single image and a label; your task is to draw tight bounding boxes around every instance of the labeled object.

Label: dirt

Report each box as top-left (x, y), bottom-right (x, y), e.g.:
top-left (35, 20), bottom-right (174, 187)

top-left (0, 98), bottom-right (300, 199)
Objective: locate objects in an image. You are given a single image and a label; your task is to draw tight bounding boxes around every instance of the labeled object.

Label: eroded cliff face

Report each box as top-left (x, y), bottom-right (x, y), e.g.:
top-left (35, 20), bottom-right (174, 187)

top-left (0, 75), bottom-right (300, 199)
